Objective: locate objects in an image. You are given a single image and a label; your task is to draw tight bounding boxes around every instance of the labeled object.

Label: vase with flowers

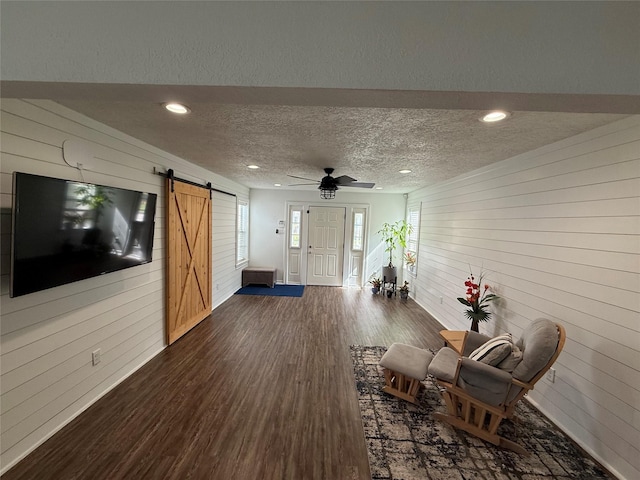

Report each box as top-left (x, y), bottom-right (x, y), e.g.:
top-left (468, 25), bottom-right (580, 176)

top-left (456, 269), bottom-right (498, 332)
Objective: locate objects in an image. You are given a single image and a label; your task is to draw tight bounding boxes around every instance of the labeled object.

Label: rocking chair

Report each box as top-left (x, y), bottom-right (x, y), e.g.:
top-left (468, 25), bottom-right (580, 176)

top-left (427, 318), bottom-right (566, 455)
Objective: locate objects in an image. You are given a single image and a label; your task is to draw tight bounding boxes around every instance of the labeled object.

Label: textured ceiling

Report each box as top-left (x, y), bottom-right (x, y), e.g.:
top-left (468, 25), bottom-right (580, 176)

top-left (57, 96), bottom-right (628, 193)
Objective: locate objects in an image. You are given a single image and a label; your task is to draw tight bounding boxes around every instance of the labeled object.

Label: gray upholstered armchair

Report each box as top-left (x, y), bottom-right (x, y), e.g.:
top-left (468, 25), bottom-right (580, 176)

top-left (427, 318), bottom-right (566, 454)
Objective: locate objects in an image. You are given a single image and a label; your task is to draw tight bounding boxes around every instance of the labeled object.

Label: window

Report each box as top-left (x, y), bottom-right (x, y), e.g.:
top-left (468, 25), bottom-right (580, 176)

top-left (236, 200), bottom-right (249, 265)
top-left (406, 206), bottom-right (420, 275)
top-left (352, 211), bottom-right (364, 251)
top-left (290, 209), bottom-right (302, 248)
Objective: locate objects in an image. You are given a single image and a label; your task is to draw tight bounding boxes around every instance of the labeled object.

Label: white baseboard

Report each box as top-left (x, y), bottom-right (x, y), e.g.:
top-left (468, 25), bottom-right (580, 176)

top-left (526, 397), bottom-right (623, 480)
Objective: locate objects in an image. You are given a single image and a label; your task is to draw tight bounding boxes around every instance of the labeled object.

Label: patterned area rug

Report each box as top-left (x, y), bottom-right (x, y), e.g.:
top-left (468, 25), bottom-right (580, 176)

top-left (350, 345), bottom-right (612, 480)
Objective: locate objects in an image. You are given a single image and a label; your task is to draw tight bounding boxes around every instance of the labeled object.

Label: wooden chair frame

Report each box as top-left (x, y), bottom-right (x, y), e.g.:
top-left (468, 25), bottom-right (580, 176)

top-left (433, 323), bottom-right (566, 455)
top-left (382, 368), bottom-right (424, 404)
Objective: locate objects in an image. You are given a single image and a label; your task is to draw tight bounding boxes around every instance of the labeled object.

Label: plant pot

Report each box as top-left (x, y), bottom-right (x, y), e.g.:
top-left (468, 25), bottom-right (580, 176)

top-left (400, 291), bottom-right (408, 300)
top-left (371, 287), bottom-right (380, 294)
top-left (382, 266), bottom-right (397, 284)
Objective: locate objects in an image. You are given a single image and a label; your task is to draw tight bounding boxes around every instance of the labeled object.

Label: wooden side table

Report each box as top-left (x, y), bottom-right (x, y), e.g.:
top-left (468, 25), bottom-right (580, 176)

top-left (439, 330), bottom-right (467, 355)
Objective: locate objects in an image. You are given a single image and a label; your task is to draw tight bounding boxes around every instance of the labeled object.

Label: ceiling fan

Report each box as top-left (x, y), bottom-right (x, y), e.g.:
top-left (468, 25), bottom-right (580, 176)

top-left (288, 168), bottom-right (375, 199)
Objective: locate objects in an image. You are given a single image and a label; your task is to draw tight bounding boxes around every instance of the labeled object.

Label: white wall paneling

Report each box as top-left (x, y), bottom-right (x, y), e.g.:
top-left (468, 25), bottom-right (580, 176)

top-left (212, 191), bottom-right (244, 309)
top-left (408, 116), bottom-right (640, 480)
top-left (0, 99), bottom-right (249, 473)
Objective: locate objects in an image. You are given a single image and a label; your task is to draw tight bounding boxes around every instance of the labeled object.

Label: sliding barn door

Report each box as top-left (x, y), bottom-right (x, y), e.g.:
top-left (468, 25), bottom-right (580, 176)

top-left (166, 179), bottom-right (212, 345)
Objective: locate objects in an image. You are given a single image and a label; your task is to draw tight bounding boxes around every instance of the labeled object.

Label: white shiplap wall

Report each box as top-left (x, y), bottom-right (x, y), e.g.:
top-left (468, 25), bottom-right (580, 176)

top-left (212, 190), bottom-right (247, 309)
top-left (408, 116), bottom-right (640, 480)
top-left (0, 99), bottom-right (249, 472)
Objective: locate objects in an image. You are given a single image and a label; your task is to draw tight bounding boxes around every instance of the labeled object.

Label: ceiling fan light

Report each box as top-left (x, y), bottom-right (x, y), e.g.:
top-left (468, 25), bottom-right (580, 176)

top-left (319, 185), bottom-right (337, 199)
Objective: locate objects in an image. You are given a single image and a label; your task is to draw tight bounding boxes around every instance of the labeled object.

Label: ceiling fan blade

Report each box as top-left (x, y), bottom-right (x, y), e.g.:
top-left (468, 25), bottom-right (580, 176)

top-left (288, 182), bottom-right (319, 186)
top-left (344, 182), bottom-right (375, 189)
top-left (287, 174), bottom-right (319, 182)
top-left (334, 175), bottom-right (357, 185)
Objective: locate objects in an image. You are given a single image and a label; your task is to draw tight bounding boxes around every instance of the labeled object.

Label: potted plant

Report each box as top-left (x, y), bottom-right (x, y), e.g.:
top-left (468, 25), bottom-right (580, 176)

top-left (456, 269), bottom-right (499, 332)
top-left (399, 281), bottom-right (409, 299)
top-left (378, 220), bottom-right (413, 268)
top-left (378, 220), bottom-right (413, 285)
top-left (369, 276), bottom-right (382, 294)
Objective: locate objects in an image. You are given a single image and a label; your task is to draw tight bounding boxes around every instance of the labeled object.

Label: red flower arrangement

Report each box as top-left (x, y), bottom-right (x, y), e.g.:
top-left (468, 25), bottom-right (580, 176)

top-left (456, 269), bottom-right (499, 332)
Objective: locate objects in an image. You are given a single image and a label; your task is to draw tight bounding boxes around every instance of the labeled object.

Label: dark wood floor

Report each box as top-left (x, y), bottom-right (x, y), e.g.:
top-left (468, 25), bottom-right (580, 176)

top-left (4, 287), bottom-right (445, 480)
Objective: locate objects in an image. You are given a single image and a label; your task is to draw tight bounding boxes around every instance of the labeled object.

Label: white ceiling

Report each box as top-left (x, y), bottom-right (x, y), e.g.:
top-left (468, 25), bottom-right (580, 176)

top-left (55, 91), bottom-right (627, 194)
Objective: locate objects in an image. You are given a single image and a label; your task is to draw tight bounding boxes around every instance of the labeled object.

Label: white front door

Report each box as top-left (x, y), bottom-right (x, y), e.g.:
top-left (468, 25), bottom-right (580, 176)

top-left (306, 206), bottom-right (345, 286)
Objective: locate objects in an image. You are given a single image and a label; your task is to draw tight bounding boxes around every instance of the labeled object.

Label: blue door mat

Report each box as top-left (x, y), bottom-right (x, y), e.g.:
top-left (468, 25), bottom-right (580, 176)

top-left (234, 284), bottom-right (305, 297)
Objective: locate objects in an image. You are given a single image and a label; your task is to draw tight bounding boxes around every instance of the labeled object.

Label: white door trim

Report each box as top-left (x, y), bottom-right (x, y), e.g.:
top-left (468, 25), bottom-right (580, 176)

top-left (284, 201), bottom-right (370, 287)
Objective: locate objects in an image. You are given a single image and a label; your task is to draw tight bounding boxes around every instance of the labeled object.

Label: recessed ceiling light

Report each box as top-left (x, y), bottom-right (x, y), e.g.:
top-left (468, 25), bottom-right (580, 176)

top-left (274, 183), bottom-right (281, 187)
top-left (375, 187), bottom-right (383, 190)
top-left (247, 165), bottom-right (260, 169)
top-left (399, 169), bottom-right (412, 174)
top-left (481, 111), bottom-right (509, 123)
top-left (164, 103), bottom-right (190, 114)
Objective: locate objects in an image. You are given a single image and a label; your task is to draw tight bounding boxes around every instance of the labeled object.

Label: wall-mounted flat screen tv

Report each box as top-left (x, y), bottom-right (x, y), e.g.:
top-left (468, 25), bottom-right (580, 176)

top-left (11, 172), bottom-right (158, 297)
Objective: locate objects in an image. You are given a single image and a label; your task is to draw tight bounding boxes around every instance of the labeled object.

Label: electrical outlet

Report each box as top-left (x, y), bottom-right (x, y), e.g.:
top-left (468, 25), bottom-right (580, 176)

top-left (92, 349), bottom-right (101, 366)
top-left (545, 367), bottom-right (555, 383)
